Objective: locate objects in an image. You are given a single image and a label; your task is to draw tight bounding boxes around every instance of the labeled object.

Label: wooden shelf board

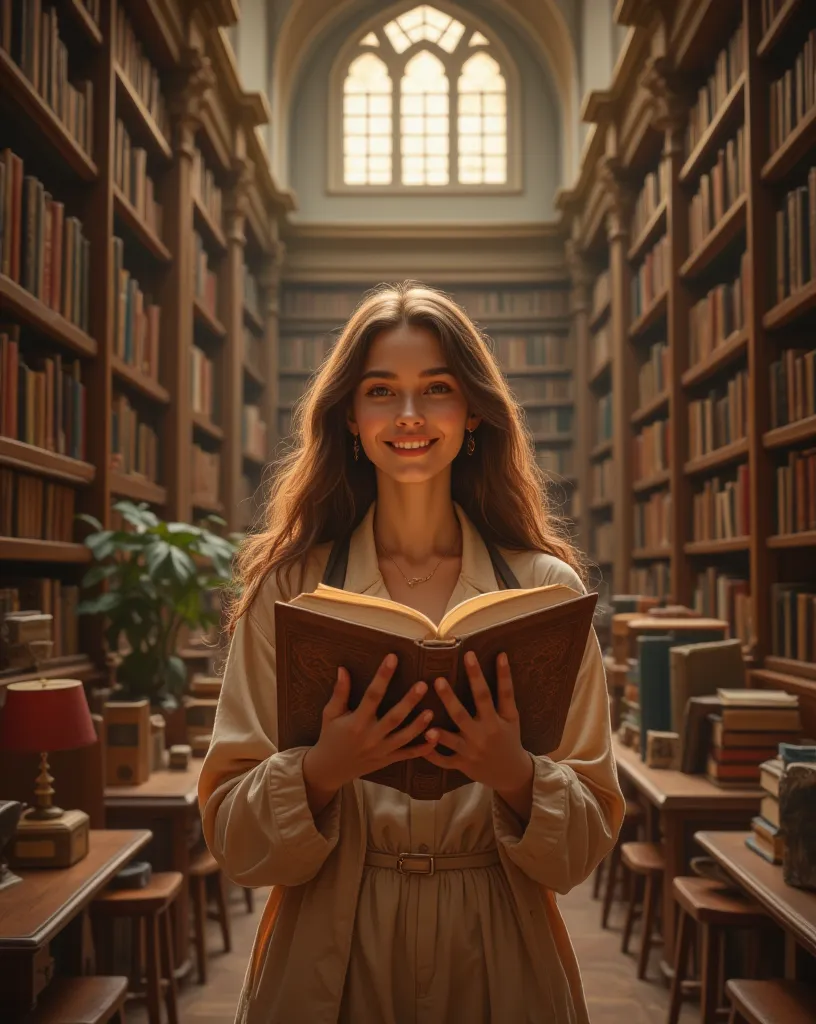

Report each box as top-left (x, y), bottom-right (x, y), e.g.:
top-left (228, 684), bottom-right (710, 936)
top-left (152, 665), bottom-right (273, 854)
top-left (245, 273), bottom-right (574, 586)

top-left (243, 450), bottom-right (266, 468)
top-left (192, 412), bottom-right (225, 442)
top-left (0, 655), bottom-right (98, 690)
top-left (474, 314), bottom-right (570, 329)
top-left (244, 306), bottom-right (264, 334)
top-left (767, 530), bottom-right (816, 549)
top-left (631, 391), bottom-right (670, 426)
top-left (633, 469), bottom-right (671, 493)
top-left (684, 437), bottom-right (749, 476)
top-left (681, 328), bottom-right (749, 389)
top-left (0, 274), bottom-right (97, 357)
top-left (193, 197), bottom-right (227, 254)
top-left (761, 103), bottom-right (816, 184)
top-left (679, 196), bottom-right (747, 281)
top-left (193, 298), bottom-right (227, 339)
top-left (749, 667), bottom-right (816, 703)
top-left (112, 355), bottom-right (170, 404)
top-left (504, 365), bottom-right (573, 377)
top-left (762, 656), bottom-right (816, 683)
top-left (192, 495), bottom-right (225, 515)
top-left (679, 75), bottom-right (745, 184)
top-left (110, 471), bottom-right (167, 505)
top-left (628, 290), bottom-right (668, 340)
top-left (0, 538), bottom-right (90, 563)
top-left (589, 357), bottom-right (612, 388)
top-left (628, 201), bottom-right (667, 264)
top-left (589, 300), bottom-right (611, 333)
top-left (0, 49), bottom-right (97, 181)
top-left (763, 414), bottom-right (816, 450)
top-left (114, 65), bottom-right (172, 162)
top-left (521, 397), bottom-right (574, 409)
top-left (631, 547), bottom-right (671, 561)
top-left (530, 433), bottom-right (572, 445)
top-left (113, 186), bottom-right (171, 263)
top-left (243, 362), bottom-right (266, 388)
top-left (763, 278), bottom-right (816, 331)
top-left (758, 0), bottom-right (803, 57)
top-left (65, 0), bottom-right (103, 46)
top-left (589, 499), bottom-right (613, 514)
top-left (590, 440), bottom-right (613, 462)
top-left (0, 436), bottom-right (95, 484)
top-left (684, 537), bottom-right (750, 555)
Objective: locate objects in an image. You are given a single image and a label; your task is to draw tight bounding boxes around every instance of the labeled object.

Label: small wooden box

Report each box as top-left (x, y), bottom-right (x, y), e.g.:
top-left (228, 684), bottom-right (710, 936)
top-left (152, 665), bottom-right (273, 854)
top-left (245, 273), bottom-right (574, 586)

top-left (645, 730), bottom-right (680, 770)
top-left (8, 808), bottom-right (90, 868)
top-left (169, 744), bottom-right (192, 770)
top-left (104, 700), bottom-right (151, 786)
top-left (190, 675), bottom-right (223, 699)
top-left (184, 697), bottom-right (217, 746)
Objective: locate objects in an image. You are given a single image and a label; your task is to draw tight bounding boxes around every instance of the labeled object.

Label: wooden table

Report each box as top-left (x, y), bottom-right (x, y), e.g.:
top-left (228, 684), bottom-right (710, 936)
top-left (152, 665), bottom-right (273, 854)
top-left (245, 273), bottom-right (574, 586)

top-left (0, 829), bottom-right (151, 1017)
top-left (104, 761), bottom-right (203, 976)
top-left (695, 830), bottom-right (816, 978)
top-left (613, 737), bottom-right (763, 972)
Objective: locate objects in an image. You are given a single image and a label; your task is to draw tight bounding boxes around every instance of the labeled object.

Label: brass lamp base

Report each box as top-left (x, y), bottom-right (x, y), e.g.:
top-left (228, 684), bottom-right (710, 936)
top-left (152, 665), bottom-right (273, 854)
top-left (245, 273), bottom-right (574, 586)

top-left (8, 808), bottom-right (90, 869)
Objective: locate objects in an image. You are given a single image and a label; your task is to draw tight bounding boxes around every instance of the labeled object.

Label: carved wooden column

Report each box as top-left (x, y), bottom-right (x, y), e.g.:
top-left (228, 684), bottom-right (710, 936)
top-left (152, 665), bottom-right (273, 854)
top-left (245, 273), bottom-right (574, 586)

top-left (223, 155), bottom-right (254, 532)
top-left (565, 237), bottom-right (592, 557)
top-left (600, 157), bottom-right (636, 593)
top-left (165, 47), bottom-right (215, 523)
top-left (259, 239), bottom-right (285, 467)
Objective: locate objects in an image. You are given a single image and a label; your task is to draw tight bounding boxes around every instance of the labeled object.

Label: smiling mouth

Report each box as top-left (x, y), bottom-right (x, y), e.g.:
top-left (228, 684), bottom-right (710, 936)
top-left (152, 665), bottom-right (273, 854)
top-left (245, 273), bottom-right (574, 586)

top-left (385, 439), bottom-right (439, 450)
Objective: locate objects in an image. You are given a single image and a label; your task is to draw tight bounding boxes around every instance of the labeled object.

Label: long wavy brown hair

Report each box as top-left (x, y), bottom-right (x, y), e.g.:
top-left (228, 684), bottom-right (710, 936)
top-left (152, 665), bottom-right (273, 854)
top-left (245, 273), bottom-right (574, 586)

top-left (227, 281), bottom-right (585, 633)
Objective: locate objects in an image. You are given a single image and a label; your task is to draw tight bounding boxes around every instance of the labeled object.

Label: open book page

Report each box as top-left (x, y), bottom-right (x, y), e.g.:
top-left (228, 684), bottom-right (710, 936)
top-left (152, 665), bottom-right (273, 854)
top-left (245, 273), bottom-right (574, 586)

top-left (437, 583), bottom-right (579, 637)
top-left (717, 688), bottom-right (798, 706)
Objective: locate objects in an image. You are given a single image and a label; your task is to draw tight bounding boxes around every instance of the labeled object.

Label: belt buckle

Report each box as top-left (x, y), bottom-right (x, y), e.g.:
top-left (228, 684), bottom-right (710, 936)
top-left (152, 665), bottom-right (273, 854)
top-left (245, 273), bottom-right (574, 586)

top-left (396, 852), bottom-right (435, 875)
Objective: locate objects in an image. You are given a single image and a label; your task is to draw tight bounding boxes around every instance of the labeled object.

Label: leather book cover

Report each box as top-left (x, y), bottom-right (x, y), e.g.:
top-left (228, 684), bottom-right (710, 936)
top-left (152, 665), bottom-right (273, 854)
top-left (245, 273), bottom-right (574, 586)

top-left (275, 592), bottom-right (597, 800)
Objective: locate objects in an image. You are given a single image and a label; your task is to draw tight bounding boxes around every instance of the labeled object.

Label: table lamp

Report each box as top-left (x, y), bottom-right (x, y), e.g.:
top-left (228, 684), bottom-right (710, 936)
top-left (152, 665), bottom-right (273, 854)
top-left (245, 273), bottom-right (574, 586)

top-left (0, 678), bottom-right (98, 868)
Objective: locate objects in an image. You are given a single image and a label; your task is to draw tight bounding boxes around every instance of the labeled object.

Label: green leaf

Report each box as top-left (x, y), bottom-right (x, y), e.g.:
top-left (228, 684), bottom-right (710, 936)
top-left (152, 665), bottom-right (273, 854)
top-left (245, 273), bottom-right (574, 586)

top-left (77, 592), bottom-right (122, 616)
top-left (84, 530), bottom-right (115, 559)
top-left (113, 500), bottom-right (159, 530)
top-left (75, 512), bottom-right (103, 532)
top-left (81, 564), bottom-right (119, 588)
top-left (167, 546), bottom-right (195, 582)
top-left (145, 541), bottom-right (172, 577)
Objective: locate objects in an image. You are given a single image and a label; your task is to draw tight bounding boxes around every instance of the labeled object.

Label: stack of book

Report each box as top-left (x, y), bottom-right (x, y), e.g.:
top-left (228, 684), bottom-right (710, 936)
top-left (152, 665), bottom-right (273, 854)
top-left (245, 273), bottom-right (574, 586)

top-left (748, 757), bottom-right (785, 863)
top-left (706, 689), bottom-right (802, 788)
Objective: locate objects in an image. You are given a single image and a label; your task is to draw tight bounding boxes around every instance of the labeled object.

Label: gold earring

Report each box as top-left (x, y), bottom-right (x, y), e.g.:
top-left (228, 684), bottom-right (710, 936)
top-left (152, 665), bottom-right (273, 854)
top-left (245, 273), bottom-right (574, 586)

top-left (352, 433), bottom-right (360, 461)
top-left (466, 428), bottom-right (476, 456)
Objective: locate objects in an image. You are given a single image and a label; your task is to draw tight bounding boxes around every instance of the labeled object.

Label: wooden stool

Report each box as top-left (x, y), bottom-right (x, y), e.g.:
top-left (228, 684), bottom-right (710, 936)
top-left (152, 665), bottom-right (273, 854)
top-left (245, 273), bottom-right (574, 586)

top-left (599, 799), bottom-right (644, 922)
top-left (22, 976), bottom-right (128, 1023)
top-left (726, 979), bottom-right (816, 1024)
top-left (667, 877), bottom-right (769, 1024)
top-left (91, 872), bottom-right (182, 1024)
top-left (620, 840), bottom-right (665, 980)
top-left (189, 846), bottom-right (232, 985)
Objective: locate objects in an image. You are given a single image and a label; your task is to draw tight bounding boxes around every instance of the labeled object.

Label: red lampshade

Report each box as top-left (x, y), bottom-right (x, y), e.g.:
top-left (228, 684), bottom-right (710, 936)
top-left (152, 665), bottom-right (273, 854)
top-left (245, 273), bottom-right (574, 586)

top-left (0, 679), bottom-right (97, 753)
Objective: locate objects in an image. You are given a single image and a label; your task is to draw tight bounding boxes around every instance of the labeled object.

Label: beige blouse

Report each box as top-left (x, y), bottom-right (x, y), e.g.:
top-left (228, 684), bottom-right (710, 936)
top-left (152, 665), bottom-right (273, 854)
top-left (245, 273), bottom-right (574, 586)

top-left (199, 501), bottom-right (625, 1024)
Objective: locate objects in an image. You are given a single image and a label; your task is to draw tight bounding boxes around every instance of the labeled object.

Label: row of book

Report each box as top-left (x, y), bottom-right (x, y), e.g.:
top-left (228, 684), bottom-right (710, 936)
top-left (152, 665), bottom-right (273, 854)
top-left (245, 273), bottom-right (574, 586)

top-left (0, 579), bottom-right (80, 659)
top-left (769, 347), bottom-right (816, 429)
top-left (631, 235), bottom-right (669, 319)
top-left (594, 521), bottom-right (614, 565)
top-left (244, 265), bottom-right (261, 324)
top-left (775, 448), bottom-right (816, 536)
top-left (633, 490), bottom-right (671, 550)
top-left (769, 29), bottom-right (816, 156)
top-left (191, 347), bottom-right (215, 420)
top-left (689, 127), bottom-right (746, 254)
top-left (693, 572), bottom-right (751, 648)
top-left (111, 237), bottom-right (160, 380)
top-left (0, 334), bottom-right (86, 461)
top-left (596, 392), bottom-right (613, 445)
top-left (688, 251), bottom-right (749, 368)
top-left (114, 119), bottom-right (162, 238)
top-left (110, 395), bottom-right (159, 481)
top-left (687, 370), bottom-right (749, 460)
top-left (685, 22), bottom-right (745, 157)
top-left (0, 468), bottom-right (75, 541)
top-left (771, 583), bottom-right (815, 663)
top-left (279, 333), bottom-right (335, 371)
top-left (775, 168), bottom-right (816, 303)
top-left (242, 406), bottom-right (267, 463)
top-left (591, 270), bottom-right (611, 322)
top-left (114, 4), bottom-right (170, 143)
top-left (1, 2), bottom-right (94, 156)
top-left (490, 332), bottom-right (569, 369)
top-left (633, 418), bottom-right (670, 481)
top-left (192, 148), bottom-right (223, 230)
top-left (0, 150), bottom-right (90, 333)
top-left (506, 374), bottom-right (572, 404)
top-left (281, 288), bottom-right (569, 319)
top-left (630, 164), bottom-right (668, 244)
top-left (748, 758), bottom-right (785, 865)
top-left (705, 691), bottom-right (797, 788)
top-left (534, 446), bottom-right (574, 476)
top-left (194, 233), bottom-right (219, 319)
top-left (692, 466), bottom-right (751, 541)
top-left (524, 406), bottom-right (572, 437)
top-left (592, 457), bottom-right (613, 503)
top-left (243, 329), bottom-right (264, 384)
top-left (638, 340), bottom-right (668, 409)
top-left (192, 445), bottom-right (220, 503)
top-left (590, 324), bottom-right (610, 375)
top-left (630, 563), bottom-right (670, 599)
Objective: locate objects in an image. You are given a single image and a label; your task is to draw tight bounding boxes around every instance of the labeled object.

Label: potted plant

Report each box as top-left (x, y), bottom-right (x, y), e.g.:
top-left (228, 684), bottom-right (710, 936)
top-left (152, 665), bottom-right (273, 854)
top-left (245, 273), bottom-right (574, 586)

top-left (77, 500), bottom-right (239, 711)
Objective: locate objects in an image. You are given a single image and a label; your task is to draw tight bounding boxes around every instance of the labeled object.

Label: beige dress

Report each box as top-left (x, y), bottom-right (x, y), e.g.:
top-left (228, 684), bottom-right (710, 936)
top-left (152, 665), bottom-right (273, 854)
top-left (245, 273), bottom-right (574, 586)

top-left (199, 501), bottom-right (625, 1024)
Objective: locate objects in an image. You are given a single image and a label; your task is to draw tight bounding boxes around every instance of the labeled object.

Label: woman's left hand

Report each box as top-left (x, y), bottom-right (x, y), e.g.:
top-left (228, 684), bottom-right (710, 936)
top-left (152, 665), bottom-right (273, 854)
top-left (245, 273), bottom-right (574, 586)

top-left (422, 650), bottom-right (534, 797)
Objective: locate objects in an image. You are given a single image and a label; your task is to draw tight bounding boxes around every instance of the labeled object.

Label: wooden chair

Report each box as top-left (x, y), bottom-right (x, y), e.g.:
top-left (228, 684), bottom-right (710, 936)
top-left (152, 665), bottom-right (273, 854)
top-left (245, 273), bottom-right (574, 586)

top-left (21, 976), bottom-right (128, 1024)
top-left (725, 979), bottom-right (816, 1024)
top-left (91, 873), bottom-right (181, 1024)
top-left (620, 840), bottom-right (665, 980)
top-left (189, 846), bottom-right (231, 985)
top-left (598, 798), bottom-right (644, 917)
top-left (667, 877), bottom-right (769, 1024)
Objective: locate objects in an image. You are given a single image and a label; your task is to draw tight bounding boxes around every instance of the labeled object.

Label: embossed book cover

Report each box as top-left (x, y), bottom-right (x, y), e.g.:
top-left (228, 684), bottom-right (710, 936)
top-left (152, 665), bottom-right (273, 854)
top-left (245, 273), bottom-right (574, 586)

top-left (275, 583), bottom-right (597, 799)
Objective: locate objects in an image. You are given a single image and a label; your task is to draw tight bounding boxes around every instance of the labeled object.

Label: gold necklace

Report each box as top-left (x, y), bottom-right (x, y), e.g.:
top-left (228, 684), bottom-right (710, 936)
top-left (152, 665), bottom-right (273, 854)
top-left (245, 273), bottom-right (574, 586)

top-left (376, 533), bottom-right (461, 588)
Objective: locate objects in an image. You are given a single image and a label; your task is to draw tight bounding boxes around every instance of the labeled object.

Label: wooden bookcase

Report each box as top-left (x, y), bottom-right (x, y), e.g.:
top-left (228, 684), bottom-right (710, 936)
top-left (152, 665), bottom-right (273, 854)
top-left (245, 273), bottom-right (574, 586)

top-left (0, 0), bottom-right (291, 686)
top-left (560, 0), bottom-right (816, 728)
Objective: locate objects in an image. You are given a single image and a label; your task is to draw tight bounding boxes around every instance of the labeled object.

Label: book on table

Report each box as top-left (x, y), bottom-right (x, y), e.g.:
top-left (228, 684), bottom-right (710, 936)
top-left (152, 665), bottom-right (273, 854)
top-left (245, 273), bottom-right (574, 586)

top-left (274, 582), bottom-right (597, 800)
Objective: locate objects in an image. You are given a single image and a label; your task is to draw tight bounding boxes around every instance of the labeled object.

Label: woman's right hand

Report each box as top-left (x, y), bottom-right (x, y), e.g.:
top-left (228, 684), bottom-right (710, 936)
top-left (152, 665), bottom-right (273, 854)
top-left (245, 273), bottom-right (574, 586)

top-left (302, 653), bottom-right (435, 815)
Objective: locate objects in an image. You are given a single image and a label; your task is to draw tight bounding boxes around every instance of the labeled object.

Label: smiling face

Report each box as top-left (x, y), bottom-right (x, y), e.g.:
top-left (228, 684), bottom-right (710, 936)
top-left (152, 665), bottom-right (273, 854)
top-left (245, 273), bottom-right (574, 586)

top-left (348, 322), bottom-right (480, 482)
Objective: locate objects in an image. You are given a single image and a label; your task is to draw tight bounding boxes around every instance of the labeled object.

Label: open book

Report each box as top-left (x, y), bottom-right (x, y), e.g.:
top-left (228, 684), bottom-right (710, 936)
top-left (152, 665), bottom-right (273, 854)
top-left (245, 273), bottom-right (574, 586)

top-left (275, 582), bottom-right (597, 800)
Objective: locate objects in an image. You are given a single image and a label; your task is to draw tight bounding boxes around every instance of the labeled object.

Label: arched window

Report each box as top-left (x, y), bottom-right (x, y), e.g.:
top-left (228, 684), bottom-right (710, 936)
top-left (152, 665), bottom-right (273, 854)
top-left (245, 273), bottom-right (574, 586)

top-left (332, 5), bottom-right (517, 191)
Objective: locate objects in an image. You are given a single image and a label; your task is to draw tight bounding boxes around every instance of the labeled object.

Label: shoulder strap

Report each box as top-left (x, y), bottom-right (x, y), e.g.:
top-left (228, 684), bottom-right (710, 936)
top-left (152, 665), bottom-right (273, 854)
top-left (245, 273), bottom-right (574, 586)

top-left (485, 540), bottom-right (521, 590)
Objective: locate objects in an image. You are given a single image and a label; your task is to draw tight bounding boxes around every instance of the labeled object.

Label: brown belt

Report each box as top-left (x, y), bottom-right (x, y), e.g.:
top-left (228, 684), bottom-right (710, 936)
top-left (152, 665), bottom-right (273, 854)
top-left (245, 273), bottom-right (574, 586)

top-left (364, 849), bottom-right (500, 876)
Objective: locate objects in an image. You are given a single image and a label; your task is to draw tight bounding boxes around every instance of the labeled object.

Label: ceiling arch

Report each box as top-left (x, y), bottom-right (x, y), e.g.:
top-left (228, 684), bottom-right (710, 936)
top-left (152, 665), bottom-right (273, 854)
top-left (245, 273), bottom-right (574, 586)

top-left (271, 0), bottom-right (580, 191)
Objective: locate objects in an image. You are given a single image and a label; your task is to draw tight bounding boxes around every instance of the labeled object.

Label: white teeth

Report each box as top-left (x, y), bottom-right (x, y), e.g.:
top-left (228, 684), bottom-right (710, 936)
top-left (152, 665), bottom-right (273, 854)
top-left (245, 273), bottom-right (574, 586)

top-left (392, 440), bottom-right (432, 449)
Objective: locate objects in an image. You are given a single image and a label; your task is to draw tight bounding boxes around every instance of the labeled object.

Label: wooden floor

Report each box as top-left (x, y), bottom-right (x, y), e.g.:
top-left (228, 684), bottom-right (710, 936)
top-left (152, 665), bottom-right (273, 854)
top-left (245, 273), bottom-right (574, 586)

top-left (127, 875), bottom-right (699, 1022)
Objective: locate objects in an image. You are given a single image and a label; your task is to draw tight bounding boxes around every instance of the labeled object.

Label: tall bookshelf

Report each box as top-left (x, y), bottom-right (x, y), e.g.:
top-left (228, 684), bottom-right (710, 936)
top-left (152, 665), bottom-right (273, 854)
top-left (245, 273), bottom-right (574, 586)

top-left (562, 0), bottom-right (816, 730)
top-left (0, 0), bottom-right (290, 689)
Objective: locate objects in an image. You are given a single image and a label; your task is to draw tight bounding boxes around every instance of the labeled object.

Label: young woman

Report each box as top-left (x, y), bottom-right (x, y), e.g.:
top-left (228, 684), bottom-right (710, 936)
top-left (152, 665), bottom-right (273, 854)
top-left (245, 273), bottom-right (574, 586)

top-left (199, 282), bottom-right (624, 1024)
